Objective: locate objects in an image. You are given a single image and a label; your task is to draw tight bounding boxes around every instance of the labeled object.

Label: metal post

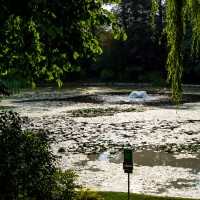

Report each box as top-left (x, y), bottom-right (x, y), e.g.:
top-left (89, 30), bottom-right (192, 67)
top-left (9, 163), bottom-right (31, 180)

top-left (128, 173), bottom-right (130, 200)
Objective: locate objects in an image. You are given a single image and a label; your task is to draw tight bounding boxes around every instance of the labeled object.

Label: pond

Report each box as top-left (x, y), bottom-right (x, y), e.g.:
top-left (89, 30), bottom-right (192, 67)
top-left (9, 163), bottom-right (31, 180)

top-left (71, 149), bottom-right (200, 198)
top-left (1, 85), bottom-right (200, 199)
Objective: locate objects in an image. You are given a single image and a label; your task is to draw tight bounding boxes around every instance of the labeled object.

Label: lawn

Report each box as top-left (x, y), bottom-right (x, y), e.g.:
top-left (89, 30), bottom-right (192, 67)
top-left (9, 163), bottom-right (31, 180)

top-left (98, 192), bottom-right (197, 200)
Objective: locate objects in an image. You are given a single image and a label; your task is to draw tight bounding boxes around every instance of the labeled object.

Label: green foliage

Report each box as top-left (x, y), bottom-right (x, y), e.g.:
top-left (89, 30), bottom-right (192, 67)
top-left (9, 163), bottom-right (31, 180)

top-left (100, 69), bottom-right (116, 81)
top-left (117, 70), bottom-right (132, 81)
top-left (0, 80), bottom-right (11, 96)
top-left (0, 79), bottom-right (20, 93)
top-left (53, 169), bottom-right (79, 200)
top-left (96, 0), bottom-right (167, 83)
top-left (0, 68), bottom-right (32, 93)
top-left (137, 71), bottom-right (166, 86)
top-left (151, 0), bottom-right (200, 104)
top-left (0, 111), bottom-right (81, 200)
top-left (76, 188), bottom-right (104, 200)
top-left (165, 0), bottom-right (185, 105)
top-left (0, 111), bottom-right (58, 199)
top-left (0, 0), bottom-right (124, 86)
top-left (79, 69), bottom-right (87, 80)
top-left (182, 22), bottom-right (200, 81)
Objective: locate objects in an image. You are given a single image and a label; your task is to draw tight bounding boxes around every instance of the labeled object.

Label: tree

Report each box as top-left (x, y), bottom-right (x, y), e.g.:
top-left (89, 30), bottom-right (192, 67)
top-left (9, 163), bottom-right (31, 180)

top-left (182, 21), bottom-right (200, 83)
top-left (117, 0), bottom-right (166, 72)
top-left (0, 0), bottom-right (124, 87)
top-left (96, 0), bottom-right (167, 82)
top-left (152, 0), bottom-right (200, 104)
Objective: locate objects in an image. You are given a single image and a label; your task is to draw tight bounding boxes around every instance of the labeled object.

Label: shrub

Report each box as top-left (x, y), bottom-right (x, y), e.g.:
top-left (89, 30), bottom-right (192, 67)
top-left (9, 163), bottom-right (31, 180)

top-left (0, 68), bottom-right (30, 91)
top-left (117, 70), bottom-right (132, 81)
top-left (137, 71), bottom-right (166, 86)
top-left (0, 79), bottom-right (20, 93)
top-left (76, 188), bottom-right (104, 200)
top-left (100, 69), bottom-right (116, 81)
top-left (53, 169), bottom-right (79, 200)
top-left (0, 111), bottom-right (58, 199)
top-left (0, 111), bottom-right (81, 200)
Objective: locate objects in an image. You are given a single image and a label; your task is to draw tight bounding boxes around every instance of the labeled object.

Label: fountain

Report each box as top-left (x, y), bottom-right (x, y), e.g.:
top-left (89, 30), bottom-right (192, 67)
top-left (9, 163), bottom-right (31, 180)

top-left (128, 91), bottom-right (149, 99)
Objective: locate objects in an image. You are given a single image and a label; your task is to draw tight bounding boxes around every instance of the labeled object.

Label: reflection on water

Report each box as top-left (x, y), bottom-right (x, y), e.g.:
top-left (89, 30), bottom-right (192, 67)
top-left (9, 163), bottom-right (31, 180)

top-left (88, 149), bottom-right (200, 174)
top-left (87, 149), bottom-right (200, 195)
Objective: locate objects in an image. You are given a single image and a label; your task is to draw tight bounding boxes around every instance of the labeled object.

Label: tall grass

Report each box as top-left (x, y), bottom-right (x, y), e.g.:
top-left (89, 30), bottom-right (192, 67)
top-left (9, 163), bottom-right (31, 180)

top-left (0, 79), bottom-right (20, 94)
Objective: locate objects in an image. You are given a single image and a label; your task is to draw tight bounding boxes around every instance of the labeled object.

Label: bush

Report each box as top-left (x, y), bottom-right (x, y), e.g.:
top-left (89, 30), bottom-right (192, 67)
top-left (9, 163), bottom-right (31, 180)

top-left (53, 169), bottom-right (79, 200)
top-left (0, 111), bottom-right (58, 199)
top-left (0, 79), bottom-right (20, 93)
top-left (137, 71), bottom-right (166, 86)
top-left (100, 69), bottom-right (116, 81)
top-left (76, 188), bottom-right (104, 200)
top-left (0, 111), bottom-right (79, 200)
top-left (0, 68), bottom-right (30, 90)
top-left (117, 70), bottom-right (132, 81)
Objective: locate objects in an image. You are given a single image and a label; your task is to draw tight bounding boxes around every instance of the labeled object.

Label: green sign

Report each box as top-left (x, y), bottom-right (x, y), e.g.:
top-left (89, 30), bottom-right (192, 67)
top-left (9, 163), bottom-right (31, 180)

top-left (123, 149), bottom-right (133, 173)
top-left (124, 149), bottom-right (133, 163)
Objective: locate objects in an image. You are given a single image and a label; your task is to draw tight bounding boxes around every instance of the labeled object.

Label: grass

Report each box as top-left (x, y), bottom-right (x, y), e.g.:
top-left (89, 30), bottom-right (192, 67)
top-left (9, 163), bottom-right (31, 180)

top-left (0, 79), bottom-right (20, 93)
top-left (98, 192), bottom-right (196, 200)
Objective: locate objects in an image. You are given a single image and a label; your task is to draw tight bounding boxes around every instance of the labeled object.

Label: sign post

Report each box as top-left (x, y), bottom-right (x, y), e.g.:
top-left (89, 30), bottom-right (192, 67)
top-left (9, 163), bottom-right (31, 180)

top-left (123, 149), bottom-right (133, 200)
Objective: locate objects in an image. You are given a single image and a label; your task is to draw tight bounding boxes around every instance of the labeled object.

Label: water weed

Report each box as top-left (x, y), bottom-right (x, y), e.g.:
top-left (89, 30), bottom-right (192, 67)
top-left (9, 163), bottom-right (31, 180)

top-left (69, 107), bottom-right (137, 117)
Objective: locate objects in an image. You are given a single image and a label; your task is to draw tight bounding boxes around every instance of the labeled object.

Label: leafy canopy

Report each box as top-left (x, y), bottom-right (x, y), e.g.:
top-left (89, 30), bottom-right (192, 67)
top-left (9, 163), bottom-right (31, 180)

top-left (0, 0), bottom-right (124, 87)
top-left (152, 0), bottom-right (200, 104)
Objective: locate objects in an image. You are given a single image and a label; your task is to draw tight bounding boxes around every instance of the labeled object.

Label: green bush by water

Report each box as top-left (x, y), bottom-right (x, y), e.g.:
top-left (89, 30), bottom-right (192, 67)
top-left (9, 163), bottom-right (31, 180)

top-left (0, 68), bottom-right (31, 93)
top-left (0, 79), bottom-right (20, 93)
top-left (0, 111), bottom-right (57, 199)
top-left (137, 71), bottom-right (166, 86)
top-left (0, 111), bottom-right (80, 200)
top-left (117, 70), bottom-right (133, 81)
top-left (100, 69), bottom-right (116, 81)
top-left (0, 111), bottom-right (106, 200)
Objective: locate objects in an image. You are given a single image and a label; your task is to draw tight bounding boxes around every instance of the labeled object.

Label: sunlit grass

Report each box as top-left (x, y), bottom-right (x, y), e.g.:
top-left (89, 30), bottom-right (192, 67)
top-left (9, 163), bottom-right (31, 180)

top-left (98, 191), bottom-right (195, 200)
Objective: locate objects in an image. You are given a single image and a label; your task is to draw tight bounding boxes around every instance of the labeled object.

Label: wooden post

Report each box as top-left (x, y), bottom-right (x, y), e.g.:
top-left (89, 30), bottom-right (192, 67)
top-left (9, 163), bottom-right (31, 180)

top-left (128, 173), bottom-right (130, 200)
